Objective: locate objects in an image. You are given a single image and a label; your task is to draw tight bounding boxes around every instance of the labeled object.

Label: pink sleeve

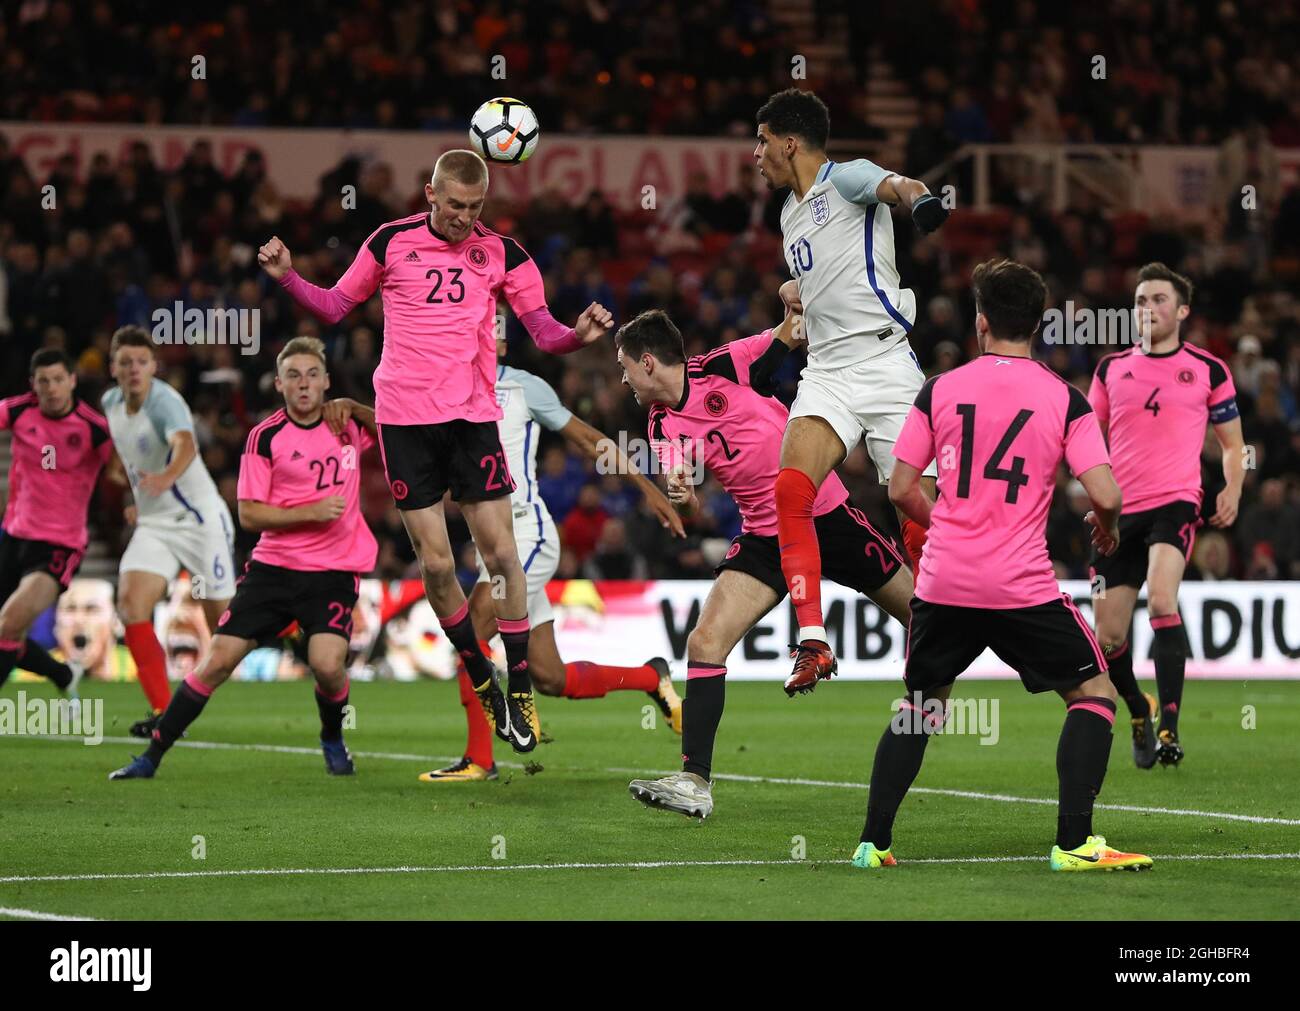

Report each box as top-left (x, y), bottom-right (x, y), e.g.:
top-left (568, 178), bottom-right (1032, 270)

top-left (727, 330), bottom-right (776, 386)
top-left (1209, 364), bottom-right (1237, 405)
top-left (650, 436), bottom-right (683, 474)
top-left (1087, 369), bottom-right (1110, 428)
top-left (892, 405), bottom-right (936, 471)
top-left (647, 412), bottom-right (684, 473)
top-left (502, 253), bottom-right (548, 318)
top-left (277, 245), bottom-right (382, 324)
top-left (1065, 411), bottom-right (1110, 477)
top-left (237, 452), bottom-right (273, 502)
top-left (520, 307), bottom-right (584, 355)
top-left (98, 438), bottom-right (114, 465)
top-left (0, 403), bottom-right (10, 432)
top-left (355, 420), bottom-right (375, 452)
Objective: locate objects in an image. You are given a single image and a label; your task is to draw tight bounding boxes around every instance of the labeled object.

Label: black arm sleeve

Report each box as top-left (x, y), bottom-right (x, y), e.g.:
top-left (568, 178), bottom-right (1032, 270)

top-left (748, 339), bottom-right (791, 396)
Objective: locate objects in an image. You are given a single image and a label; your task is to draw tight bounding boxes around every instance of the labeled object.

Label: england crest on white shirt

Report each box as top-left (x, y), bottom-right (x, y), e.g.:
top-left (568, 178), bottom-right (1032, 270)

top-left (810, 192), bottom-right (830, 225)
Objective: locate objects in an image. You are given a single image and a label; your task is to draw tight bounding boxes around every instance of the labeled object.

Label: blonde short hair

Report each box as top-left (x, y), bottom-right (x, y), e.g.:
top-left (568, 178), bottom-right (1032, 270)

top-left (433, 149), bottom-right (489, 191)
top-left (276, 335), bottom-right (327, 372)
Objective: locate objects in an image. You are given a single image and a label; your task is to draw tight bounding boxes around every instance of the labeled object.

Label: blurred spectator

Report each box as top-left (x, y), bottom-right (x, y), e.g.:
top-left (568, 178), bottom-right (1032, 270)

top-left (583, 518), bottom-right (647, 579)
top-left (561, 485), bottom-right (609, 564)
top-left (1237, 479), bottom-right (1300, 579)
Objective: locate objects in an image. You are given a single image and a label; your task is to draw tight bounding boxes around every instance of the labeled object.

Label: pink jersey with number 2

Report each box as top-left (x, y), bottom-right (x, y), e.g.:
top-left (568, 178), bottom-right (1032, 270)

top-left (648, 331), bottom-right (847, 536)
top-left (238, 411), bottom-right (378, 573)
top-left (893, 354), bottom-right (1110, 608)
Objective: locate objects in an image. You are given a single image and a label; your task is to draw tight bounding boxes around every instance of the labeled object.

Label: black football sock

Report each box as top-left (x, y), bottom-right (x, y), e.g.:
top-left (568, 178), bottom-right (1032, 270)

top-left (143, 680), bottom-right (211, 767)
top-left (1151, 615), bottom-right (1186, 737)
top-left (681, 665), bottom-right (726, 780)
top-left (498, 617), bottom-right (532, 694)
top-left (316, 682), bottom-right (349, 742)
top-left (440, 605), bottom-right (495, 689)
top-left (1056, 696), bottom-right (1116, 850)
top-left (22, 638), bottom-right (73, 690)
top-left (1104, 640), bottom-right (1146, 719)
top-left (861, 700), bottom-right (936, 850)
top-left (0, 637), bottom-right (20, 689)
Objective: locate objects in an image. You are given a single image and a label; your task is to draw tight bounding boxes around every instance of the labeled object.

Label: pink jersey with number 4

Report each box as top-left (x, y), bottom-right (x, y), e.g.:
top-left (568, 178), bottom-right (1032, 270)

top-left (1088, 342), bottom-right (1237, 514)
top-left (0, 393), bottom-right (112, 551)
top-left (238, 411), bottom-right (378, 573)
top-left (277, 215), bottom-right (548, 426)
top-left (647, 331), bottom-right (847, 536)
top-left (893, 354), bottom-right (1110, 608)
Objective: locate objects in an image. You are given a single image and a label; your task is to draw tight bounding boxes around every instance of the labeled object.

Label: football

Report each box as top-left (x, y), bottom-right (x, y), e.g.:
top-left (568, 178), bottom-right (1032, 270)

top-left (469, 97), bottom-right (540, 163)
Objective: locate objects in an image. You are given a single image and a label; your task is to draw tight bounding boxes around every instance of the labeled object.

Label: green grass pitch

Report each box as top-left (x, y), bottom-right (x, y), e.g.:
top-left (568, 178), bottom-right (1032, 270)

top-left (2, 678), bottom-right (1297, 920)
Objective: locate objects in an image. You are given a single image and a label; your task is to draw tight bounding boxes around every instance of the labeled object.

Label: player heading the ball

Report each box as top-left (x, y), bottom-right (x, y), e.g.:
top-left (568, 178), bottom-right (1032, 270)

top-left (754, 88), bottom-right (949, 697)
top-left (258, 149), bottom-right (612, 755)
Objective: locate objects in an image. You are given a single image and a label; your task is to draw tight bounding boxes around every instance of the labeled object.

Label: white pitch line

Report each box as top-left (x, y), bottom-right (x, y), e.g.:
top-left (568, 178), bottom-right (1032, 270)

top-left (0, 905), bottom-right (96, 921)
top-left (30, 735), bottom-right (1300, 827)
top-left (2, 852), bottom-right (1298, 886)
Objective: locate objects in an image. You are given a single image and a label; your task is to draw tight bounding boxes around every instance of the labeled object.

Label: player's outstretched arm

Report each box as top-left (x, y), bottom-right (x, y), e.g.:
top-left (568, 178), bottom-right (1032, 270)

top-left (1077, 463), bottom-right (1123, 556)
top-left (560, 416), bottom-right (685, 537)
top-left (876, 174), bottom-right (949, 234)
top-left (259, 234), bottom-right (380, 324)
top-left (747, 305), bottom-right (805, 396)
top-left (239, 497), bottom-right (345, 531)
top-left (503, 237), bottom-right (612, 354)
top-left (887, 459), bottom-right (934, 529)
top-left (1209, 416), bottom-right (1245, 528)
top-left (322, 398), bottom-right (377, 438)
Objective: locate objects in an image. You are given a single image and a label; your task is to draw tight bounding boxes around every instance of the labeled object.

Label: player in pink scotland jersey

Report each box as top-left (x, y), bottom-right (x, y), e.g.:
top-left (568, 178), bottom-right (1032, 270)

top-left (617, 307), bottom-right (915, 820)
top-left (1088, 263), bottom-right (1245, 770)
top-left (257, 149), bottom-right (611, 755)
top-left (111, 338), bottom-right (379, 780)
top-left (853, 259), bottom-right (1152, 872)
top-left (0, 349), bottom-right (112, 706)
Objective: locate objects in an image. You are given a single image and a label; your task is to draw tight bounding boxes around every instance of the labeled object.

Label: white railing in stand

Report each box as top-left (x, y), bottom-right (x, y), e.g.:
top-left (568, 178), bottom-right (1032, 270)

top-left (920, 143), bottom-right (1144, 213)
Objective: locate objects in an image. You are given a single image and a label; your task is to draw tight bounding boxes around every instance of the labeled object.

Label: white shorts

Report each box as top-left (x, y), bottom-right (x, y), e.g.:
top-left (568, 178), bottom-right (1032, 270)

top-left (789, 340), bottom-right (939, 483)
top-left (119, 502), bottom-right (237, 600)
top-left (476, 503), bottom-right (560, 626)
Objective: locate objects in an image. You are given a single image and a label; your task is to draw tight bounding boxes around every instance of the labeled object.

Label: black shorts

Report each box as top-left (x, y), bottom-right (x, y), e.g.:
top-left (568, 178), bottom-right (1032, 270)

top-left (215, 562), bottom-right (359, 643)
top-left (714, 502), bottom-right (906, 599)
top-left (904, 594), bottom-right (1106, 694)
top-left (377, 420), bottom-right (514, 509)
top-left (1090, 500), bottom-right (1201, 590)
top-left (0, 532), bottom-right (83, 604)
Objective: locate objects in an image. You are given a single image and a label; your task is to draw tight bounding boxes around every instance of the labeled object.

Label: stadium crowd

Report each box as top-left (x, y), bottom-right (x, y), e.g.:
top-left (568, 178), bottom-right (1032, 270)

top-left (5, 0), bottom-right (1299, 150)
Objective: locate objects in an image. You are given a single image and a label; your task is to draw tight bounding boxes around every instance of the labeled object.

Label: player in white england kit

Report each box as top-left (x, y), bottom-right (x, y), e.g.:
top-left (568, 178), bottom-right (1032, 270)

top-left (754, 89), bottom-right (950, 694)
top-left (102, 326), bottom-right (235, 737)
top-left (416, 334), bottom-right (687, 782)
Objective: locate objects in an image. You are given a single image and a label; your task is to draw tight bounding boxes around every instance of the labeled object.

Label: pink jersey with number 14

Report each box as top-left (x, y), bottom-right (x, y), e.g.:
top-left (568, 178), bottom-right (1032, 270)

top-left (893, 354), bottom-right (1110, 609)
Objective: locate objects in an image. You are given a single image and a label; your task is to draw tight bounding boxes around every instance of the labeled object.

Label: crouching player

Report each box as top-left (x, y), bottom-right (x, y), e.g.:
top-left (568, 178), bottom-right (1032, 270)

top-left (619, 308), bottom-right (915, 819)
top-left (110, 338), bottom-right (377, 779)
top-left (853, 260), bottom-right (1151, 871)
